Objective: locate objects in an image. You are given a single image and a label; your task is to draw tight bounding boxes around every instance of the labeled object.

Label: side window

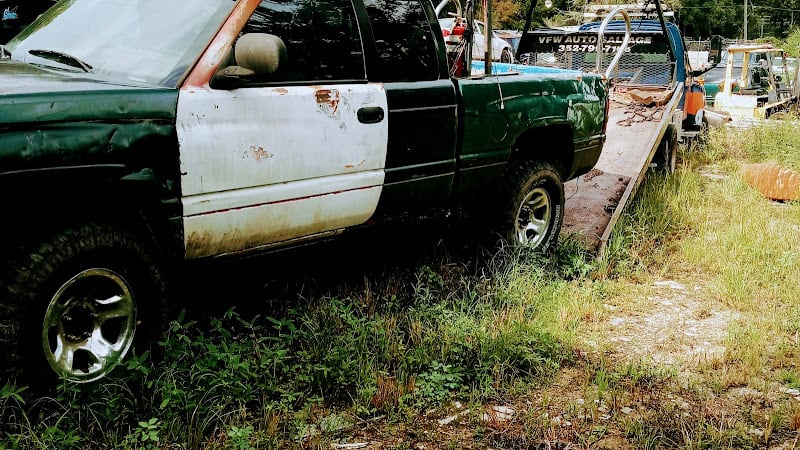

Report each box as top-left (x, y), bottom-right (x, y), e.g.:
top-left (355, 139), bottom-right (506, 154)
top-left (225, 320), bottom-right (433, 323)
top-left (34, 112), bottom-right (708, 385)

top-left (241, 0), bottom-right (365, 82)
top-left (363, 0), bottom-right (440, 82)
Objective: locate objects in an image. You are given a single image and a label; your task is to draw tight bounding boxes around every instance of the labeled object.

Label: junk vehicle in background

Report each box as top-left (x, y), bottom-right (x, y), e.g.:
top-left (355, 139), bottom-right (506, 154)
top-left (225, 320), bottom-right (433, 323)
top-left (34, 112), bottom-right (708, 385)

top-left (494, 29), bottom-right (523, 54)
top-left (711, 44), bottom-right (800, 124)
top-left (0, 0), bottom-right (613, 388)
top-left (439, 17), bottom-right (516, 63)
top-left (700, 45), bottom-right (774, 107)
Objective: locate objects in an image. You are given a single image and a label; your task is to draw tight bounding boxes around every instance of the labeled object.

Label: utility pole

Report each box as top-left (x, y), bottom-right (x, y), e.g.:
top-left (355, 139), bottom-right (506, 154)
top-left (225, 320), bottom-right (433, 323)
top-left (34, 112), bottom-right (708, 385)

top-left (743, 0), bottom-right (748, 41)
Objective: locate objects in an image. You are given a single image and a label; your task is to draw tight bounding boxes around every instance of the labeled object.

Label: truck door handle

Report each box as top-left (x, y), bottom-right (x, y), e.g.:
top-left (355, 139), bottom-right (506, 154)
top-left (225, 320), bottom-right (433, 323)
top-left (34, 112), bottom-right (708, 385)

top-left (357, 106), bottom-right (384, 124)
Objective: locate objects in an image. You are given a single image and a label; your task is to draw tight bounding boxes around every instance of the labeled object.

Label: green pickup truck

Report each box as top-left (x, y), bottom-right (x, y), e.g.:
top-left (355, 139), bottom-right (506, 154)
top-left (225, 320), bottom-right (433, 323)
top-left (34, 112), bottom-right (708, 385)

top-left (0, 0), bottom-right (610, 386)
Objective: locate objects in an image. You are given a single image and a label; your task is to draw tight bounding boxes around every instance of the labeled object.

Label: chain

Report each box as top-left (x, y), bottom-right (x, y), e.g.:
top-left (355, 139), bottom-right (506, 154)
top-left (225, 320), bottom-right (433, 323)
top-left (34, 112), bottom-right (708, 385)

top-left (616, 102), bottom-right (664, 126)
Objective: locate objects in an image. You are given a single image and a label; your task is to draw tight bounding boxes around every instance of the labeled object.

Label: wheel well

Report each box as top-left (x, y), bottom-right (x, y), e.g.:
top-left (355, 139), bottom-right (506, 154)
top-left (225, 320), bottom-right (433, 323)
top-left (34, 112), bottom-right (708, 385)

top-left (0, 171), bottom-right (181, 260)
top-left (509, 125), bottom-right (574, 180)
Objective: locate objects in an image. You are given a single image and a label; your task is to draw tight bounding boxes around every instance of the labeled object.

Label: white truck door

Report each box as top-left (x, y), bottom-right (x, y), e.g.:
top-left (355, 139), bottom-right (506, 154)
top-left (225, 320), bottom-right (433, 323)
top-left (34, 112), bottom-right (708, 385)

top-left (176, 0), bottom-right (388, 259)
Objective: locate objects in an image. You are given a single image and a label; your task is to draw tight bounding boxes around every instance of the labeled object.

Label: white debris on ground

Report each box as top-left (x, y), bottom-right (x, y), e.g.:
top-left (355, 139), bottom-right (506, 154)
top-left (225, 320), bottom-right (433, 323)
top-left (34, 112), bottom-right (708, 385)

top-left (599, 280), bottom-right (740, 368)
top-left (437, 404), bottom-right (471, 426)
top-left (481, 405), bottom-right (515, 423)
top-left (653, 280), bottom-right (686, 290)
top-left (436, 403), bottom-right (517, 428)
top-left (331, 443), bottom-right (369, 449)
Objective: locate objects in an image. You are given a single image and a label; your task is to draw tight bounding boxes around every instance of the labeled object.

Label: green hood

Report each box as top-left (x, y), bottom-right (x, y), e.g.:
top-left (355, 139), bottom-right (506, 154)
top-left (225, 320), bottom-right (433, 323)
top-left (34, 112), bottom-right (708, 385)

top-left (0, 59), bottom-right (179, 175)
top-left (0, 59), bottom-right (178, 125)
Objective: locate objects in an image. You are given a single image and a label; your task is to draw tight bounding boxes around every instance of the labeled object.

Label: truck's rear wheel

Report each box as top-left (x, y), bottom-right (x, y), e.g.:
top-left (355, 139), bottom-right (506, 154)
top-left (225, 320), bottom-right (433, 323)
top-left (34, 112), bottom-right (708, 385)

top-left (497, 161), bottom-right (564, 252)
top-left (1, 223), bottom-right (168, 389)
top-left (653, 124), bottom-right (678, 173)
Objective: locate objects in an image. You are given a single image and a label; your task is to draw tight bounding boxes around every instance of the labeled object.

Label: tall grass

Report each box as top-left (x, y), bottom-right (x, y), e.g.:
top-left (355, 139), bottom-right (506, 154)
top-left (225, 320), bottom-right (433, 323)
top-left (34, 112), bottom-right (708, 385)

top-left (609, 121), bottom-right (800, 399)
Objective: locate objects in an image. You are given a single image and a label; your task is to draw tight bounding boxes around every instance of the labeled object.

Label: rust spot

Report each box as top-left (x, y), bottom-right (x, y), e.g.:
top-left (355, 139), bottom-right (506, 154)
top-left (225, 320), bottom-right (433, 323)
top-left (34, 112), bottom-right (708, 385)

top-left (315, 89), bottom-right (331, 103)
top-left (315, 89), bottom-right (340, 117)
top-left (274, 88), bottom-right (289, 94)
top-left (344, 159), bottom-right (367, 169)
top-left (583, 168), bottom-right (603, 181)
top-left (249, 145), bottom-right (273, 162)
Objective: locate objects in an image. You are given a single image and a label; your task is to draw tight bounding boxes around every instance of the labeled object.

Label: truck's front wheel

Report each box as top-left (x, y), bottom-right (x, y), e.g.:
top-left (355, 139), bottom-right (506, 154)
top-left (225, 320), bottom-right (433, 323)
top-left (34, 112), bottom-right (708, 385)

top-left (1, 223), bottom-right (168, 388)
top-left (497, 161), bottom-right (564, 252)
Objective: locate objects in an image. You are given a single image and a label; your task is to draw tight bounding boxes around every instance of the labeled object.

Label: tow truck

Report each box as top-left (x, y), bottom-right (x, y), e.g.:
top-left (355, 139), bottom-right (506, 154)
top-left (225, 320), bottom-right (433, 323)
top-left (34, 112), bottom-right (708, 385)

top-left (505, 0), bottom-right (701, 254)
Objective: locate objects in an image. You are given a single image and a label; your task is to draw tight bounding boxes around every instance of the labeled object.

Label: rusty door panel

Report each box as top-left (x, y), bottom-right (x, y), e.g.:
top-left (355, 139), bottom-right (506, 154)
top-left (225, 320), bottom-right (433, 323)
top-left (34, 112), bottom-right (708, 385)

top-left (177, 83), bottom-right (389, 259)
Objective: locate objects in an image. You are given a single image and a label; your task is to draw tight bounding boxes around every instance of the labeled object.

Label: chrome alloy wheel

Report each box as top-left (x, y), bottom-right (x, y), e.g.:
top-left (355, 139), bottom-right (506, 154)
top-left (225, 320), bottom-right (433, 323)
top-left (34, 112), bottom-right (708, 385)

top-left (42, 268), bottom-right (137, 383)
top-left (514, 186), bottom-right (552, 248)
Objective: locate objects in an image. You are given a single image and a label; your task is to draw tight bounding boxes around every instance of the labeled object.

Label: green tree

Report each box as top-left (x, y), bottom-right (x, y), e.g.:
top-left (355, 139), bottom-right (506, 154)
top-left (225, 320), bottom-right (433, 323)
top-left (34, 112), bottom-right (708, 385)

top-left (676, 0), bottom-right (741, 39)
top-left (489, 0), bottom-right (583, 29)
top-left (763, 0), bottom-right (800, 38)
top-left (784, 26), bottom-right (800, 55)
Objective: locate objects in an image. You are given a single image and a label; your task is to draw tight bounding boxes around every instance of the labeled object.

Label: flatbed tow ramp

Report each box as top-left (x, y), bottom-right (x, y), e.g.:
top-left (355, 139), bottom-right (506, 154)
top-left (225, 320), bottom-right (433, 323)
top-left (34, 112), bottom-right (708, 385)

top-left (562, 88), bottom-right (683, 254)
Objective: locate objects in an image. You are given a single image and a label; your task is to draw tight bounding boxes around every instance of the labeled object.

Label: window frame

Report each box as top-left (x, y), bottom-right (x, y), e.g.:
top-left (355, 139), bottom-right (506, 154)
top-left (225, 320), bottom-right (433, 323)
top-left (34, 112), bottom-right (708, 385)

top-left (231, 0), bottom-right (371, 86)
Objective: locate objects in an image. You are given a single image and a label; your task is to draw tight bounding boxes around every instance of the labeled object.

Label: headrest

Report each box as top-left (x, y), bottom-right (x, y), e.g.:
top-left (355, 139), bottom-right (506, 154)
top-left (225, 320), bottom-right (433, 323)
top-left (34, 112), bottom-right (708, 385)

top-left (235, 33), bottom-right (287, 75)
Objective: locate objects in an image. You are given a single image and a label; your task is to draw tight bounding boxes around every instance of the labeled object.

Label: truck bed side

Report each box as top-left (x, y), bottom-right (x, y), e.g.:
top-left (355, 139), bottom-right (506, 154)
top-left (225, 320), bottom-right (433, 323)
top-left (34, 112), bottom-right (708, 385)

top-left (451, 67), bottom-right (608, 195)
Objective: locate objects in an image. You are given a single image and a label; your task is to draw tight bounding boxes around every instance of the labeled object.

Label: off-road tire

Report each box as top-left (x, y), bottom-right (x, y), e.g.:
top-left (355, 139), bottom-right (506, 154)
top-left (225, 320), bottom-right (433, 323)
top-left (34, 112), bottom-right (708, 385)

top-left (0, 223), bottom-right (169, 390)
top-left (495, 161), bottom-right (564, 253)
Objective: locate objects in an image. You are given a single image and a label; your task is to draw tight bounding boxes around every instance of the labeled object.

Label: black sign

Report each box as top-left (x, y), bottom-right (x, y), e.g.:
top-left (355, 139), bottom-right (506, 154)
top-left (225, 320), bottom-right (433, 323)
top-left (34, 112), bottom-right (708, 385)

top-left (518, 31), bottom-right (670, 56)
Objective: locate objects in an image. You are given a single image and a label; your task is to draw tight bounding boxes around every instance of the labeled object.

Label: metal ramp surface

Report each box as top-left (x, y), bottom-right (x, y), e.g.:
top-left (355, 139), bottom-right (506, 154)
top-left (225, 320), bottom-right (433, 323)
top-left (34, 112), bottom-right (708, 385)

top-left (562, 86), bottom-right (682, 255)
